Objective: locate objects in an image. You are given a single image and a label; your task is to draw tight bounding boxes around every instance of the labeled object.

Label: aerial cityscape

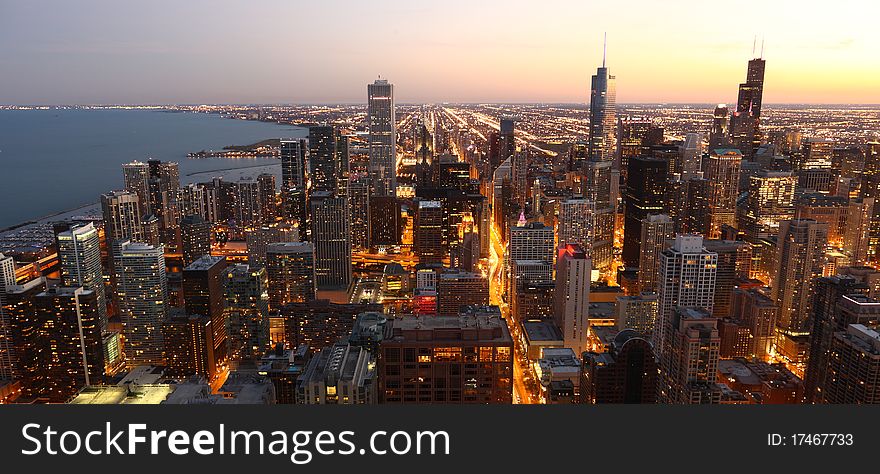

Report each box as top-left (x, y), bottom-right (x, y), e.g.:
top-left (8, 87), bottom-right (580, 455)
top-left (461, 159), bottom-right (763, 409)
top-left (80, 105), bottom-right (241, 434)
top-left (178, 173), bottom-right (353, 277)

top-left (2, 4), bottom-right (880, 407)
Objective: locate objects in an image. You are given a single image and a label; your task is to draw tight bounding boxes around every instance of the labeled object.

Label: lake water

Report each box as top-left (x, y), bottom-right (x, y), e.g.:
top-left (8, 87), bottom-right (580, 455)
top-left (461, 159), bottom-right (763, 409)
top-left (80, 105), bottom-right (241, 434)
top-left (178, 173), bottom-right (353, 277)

top-left (0, 109), bottom-right (306, 229)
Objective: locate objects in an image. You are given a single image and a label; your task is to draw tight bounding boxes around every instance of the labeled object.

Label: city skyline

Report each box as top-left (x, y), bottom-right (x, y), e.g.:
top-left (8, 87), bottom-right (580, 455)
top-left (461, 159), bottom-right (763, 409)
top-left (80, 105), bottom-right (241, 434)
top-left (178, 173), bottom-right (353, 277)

top-left (1, 1), bottom-right (879, 105)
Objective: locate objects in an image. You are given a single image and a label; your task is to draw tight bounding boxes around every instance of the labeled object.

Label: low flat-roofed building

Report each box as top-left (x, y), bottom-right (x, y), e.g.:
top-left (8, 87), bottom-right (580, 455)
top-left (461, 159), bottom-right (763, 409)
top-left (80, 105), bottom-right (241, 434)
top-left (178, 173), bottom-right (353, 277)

top-left (521, 319), bottom-right (563, 360)
top-left (717, 358), bottom-right (804, 404)
top-left (536, 348), bottom-right (581, 402)
top-left (257, 344), bottom-right (311, 404)
top-left (297, 342), bottom-right (376, 404)
top-left (69, 384), bottom-right (175, 404)
top-left (163, 374), bottom-right (275, 404)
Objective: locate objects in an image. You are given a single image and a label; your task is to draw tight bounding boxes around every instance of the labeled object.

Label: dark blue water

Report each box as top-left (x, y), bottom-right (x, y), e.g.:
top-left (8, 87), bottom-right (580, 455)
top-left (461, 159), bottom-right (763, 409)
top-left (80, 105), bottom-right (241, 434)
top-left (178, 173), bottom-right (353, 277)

top-left (0, 109), bottom-right (305, 228)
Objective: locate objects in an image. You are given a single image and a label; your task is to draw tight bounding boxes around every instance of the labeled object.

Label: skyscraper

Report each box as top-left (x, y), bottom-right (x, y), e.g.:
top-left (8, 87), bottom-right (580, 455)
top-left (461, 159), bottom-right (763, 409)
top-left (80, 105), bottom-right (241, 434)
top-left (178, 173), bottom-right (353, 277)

top-left (183, 255), bottom-right (228, 366)
top-left (368, 79), bottom-right (396, 197)
top-left (179, 183), bottom-right (208, 221)
top-left (623, 156), bottom-right (669, 267)
top-left (729, 287), bottom-right (777, 360)
top-left (266, 242), bottom-right (316, 309)
top-left (0, 254), bottom-right (17, 380)
top-left (704, 149), bottom-right (742, 239)
top-left (772, 219), bottom-right (829, 335)
top-left (654, 235), bottom-right (718, 356)
top-left (179, 214), bottom-right (212, 267)
top-left (309, 125), bottom-right (349, 195)
top-left (101, 190), bottom-right (144, 244)
top-left (33, 287), bottom-right (104, 402)
top-left (280, 138), bottom-right (308, 226)
top-left (348, 176), bottom-right (371, 251)
top-left (122, 161), bottom-right (152, 217)
top-left (115, 241), bottom-right (168, 367)
top-left (310, 192), bottom-right (352, 289)
top-left (257, 173), bottom-right (277, 222)
top-left (820, 324), bottom-right (880, 404)
top-left (638, 214), bottom-right (674, 294)
top-left (557, 197), bottom-right (593, 250)
top-left (234, 177), bottom-right (263, 226)
top-left (679, 133), bottom-right (703, 179)
top-left (708, 104), bottom-right (729, 151)
top-left (589, 42), bottom-right (616, 163)
top-left (729, 57), bottom-right (765, 159)
top-left (225, 263), bottom-right (270, 361)
top-left (146, 159), bottom-right (181, 245)
top-left (803, 276), bottom-right (877, 403)
top-left (702, 239), bottom-right (752, 319)
top-left (509, 221), bottom-right (555, 262)
top-left (554, 244), bottom-right (592, 355)
top-left (740, 170), bottom-right (797, 240)
top-left (582, 159), bottom-right (617, 271)
top-left (163, 310), bottom-right (215, 379)
top-left (246, 224), bottom-right (299, 269)
top-left (659, 308), bottom-right (723, 404)
top-left (415, 200), bottom-right (444, 263)
top-left (56, 222), bottom-right (108, 330)
top-left (861, 142), bottom-right (880, 266)
top-left (616, 293), bottom-right (660, 337)
top-left (499, 117), bottom-right (516, 165)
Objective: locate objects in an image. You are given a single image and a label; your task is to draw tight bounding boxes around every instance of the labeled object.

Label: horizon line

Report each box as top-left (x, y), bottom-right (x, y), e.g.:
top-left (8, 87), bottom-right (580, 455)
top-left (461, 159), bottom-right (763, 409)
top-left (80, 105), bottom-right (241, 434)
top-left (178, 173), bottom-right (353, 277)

top-left (3, 102), bottom-right (880, 107)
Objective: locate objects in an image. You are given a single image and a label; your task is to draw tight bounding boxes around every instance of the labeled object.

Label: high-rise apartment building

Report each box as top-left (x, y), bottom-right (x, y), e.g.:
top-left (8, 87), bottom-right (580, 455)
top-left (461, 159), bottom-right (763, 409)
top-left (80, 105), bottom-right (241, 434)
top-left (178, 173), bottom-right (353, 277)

top-left (114, 241), bottom-right (168, 367)
top-left (122, 161), bottom-right (152, 217)
top-left (56, 223), bottom-right (108, 330)
top-left (101, 190), bottom-right (144, 244)
top-left (820, 324), bottom-right (880, 404)
top-left (638, 214), bottom-right (674, 293)
top-left (224, 263), bottom-right (270, 361)
top-left (266, 242), bottom-right (316, 309)
top-left (654, 235), bottom-right (718, 356)
top-left (659, 308), bottom-right (722, 404)
top-left (704, 149), bottom-right (742, 239)
top-left (180, 214), bottom-right (212, 267)
top-left (554, 244), bottom-right (592, 355)
top-left (557, 197), bottom-right (593, 250)
top-left (803, 276), bottom-right (877, 403)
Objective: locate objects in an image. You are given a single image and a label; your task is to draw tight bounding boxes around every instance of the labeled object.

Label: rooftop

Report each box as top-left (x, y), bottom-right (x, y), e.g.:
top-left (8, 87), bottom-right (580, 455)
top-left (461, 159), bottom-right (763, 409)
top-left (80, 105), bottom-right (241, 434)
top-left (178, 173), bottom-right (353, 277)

top-left (185, 255), bottom-right (226, 271)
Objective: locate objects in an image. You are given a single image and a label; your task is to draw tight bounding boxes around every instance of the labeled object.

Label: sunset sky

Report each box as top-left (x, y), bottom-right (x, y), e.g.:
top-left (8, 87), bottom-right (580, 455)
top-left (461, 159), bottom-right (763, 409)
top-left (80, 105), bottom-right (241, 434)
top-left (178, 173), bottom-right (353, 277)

top-left (1, 0), bottom-right (877, 105)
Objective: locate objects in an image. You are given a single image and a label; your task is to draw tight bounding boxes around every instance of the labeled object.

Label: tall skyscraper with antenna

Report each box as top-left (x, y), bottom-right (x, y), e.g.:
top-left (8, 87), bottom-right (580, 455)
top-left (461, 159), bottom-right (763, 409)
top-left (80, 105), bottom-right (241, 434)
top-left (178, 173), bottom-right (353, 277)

top-left (589, 34), bottom-right (616, 163)
top-left (729, 39), bottom-right (766, 159)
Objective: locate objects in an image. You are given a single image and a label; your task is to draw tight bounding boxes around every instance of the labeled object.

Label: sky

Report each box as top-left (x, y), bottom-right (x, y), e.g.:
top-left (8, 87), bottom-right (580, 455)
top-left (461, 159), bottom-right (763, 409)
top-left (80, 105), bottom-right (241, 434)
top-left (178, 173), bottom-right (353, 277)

top-left (0, 0), bottom-right (878, 105)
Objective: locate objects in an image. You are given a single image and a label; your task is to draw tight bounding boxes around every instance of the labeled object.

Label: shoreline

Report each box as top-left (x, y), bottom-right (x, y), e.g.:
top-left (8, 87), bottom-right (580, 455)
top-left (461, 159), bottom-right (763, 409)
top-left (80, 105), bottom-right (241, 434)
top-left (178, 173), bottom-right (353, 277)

top-left (184, 161), bottom-right (280, 178)
top-left (0, 202), bottom-right (100, 234)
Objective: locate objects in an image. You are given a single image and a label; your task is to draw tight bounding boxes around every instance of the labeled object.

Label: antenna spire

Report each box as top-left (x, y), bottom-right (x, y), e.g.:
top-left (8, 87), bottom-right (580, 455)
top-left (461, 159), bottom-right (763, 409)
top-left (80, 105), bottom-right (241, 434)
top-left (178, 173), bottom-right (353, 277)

top-left (752, 35), bottom-right (756, 57)
top-left (602, 32), bottom-right (607, 68)
top-left (760, 36), bottom-right (765, 58)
